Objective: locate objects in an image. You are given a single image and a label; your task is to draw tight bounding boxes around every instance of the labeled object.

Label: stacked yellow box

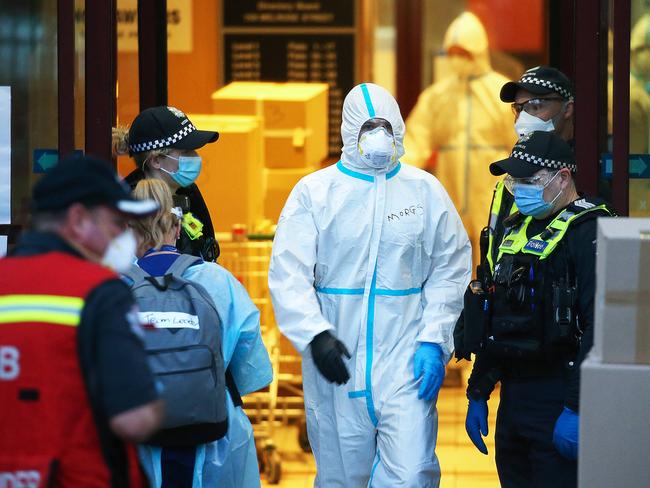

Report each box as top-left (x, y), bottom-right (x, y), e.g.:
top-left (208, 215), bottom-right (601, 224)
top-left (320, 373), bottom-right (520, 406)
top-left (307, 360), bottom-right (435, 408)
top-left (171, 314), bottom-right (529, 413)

top-left (211, 82), bottom-right (328, 222)
top-left (188, 114), bottom-right (263, 234)
top-left (211, 82), bottom-right (329, 168)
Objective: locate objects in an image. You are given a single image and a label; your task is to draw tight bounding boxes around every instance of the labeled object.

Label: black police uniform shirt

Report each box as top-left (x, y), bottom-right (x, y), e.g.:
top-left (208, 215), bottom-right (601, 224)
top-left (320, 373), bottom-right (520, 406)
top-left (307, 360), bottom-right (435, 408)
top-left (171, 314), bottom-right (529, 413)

top-left (9, 231), bottom-right (159, 418)
top-left (125, 168), bottom-right (218, 260)
top-left (468, 202), bottom-right (599, 412)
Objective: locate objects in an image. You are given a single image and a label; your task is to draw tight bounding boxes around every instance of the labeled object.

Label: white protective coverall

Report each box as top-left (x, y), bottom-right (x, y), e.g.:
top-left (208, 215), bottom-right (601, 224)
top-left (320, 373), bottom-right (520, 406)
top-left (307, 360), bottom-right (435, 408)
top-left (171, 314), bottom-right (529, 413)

top-left (403, 12), bottom-right (515, 267)
top-left (268, 83), bottom-right (472, 487)
top-left (138, 262), bottom-right (273, 488)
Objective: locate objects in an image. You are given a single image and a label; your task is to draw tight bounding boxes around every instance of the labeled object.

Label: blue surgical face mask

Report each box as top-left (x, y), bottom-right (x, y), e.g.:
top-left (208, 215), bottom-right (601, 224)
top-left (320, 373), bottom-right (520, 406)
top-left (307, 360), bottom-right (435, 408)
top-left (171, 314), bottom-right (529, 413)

top-left (160, 155), bottom-right (202, 187)
top-left (512, 171), bottom-right (563, 218)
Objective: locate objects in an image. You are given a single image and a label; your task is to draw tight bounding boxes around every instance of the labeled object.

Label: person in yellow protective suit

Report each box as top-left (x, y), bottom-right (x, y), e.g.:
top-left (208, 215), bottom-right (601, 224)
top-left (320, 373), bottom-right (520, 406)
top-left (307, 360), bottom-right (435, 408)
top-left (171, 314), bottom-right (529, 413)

top-left (624, 16), bottom-right (650, 153)
top-left (403, 12), bottom-right (516, 267)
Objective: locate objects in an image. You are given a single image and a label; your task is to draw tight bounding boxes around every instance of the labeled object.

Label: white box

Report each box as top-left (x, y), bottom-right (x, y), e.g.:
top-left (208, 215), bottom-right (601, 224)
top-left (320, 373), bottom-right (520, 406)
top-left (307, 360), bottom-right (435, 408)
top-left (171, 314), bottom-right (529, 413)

top-left (593, 218), bottom-right (650, 364)
top-left (579, 358), bottom-right (650, 487)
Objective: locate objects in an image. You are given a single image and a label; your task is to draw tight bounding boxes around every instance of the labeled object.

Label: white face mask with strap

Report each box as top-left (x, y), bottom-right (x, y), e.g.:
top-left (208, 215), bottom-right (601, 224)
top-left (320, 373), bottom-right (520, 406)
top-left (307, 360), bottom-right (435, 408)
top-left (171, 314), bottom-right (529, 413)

top-left (358, 127), bottom-right (397, 169)
top-left (514, 110), bottom-right (555, 139)
top-left (101, 228), bottom-right (137, 273)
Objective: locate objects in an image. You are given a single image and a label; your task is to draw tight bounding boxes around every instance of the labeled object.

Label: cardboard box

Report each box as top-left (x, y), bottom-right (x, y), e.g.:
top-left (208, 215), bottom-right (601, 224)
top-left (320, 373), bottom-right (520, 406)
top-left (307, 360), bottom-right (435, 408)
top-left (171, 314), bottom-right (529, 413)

top-left (593, 218), bottom-right (650, 364)
top-left (579, 358), bottom-right (650, 487)
top-left (187, 114), bottom-right (264, 233)
top-left (212, 82), bottom-right (328, 169)
top-left (264, 166), bottom-right (318, 223)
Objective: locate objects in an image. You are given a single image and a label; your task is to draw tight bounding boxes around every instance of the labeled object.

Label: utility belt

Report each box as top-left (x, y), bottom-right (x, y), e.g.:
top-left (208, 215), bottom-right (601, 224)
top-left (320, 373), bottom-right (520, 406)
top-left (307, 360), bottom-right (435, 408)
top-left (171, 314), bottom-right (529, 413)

top-left (454, 197), bottom-right (612, 362)
top-left (461, 253), bottom-right (579, 360)
top-left (501, 359), bottom-right (572, 380)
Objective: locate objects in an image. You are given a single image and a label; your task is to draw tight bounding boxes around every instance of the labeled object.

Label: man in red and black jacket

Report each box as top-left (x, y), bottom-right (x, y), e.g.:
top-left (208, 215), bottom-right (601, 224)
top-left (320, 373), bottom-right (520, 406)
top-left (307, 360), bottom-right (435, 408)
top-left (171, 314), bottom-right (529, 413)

top-left (0, 155), bottom-right (164, 487)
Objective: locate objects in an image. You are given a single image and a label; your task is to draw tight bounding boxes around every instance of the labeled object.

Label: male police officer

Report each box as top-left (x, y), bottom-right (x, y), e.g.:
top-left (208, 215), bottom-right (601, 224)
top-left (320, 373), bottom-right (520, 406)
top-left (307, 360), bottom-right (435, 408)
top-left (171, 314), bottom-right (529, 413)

top-left (487, 67), bottom-right (576, 274)
top-left (502, 66), bottom-right (575, 141)
top-left (454, 67), bottom-right (576, 360)
top-left (461, 132), bottom-right (613, 487)
top-left (0, 155), bottom-right (164, 487)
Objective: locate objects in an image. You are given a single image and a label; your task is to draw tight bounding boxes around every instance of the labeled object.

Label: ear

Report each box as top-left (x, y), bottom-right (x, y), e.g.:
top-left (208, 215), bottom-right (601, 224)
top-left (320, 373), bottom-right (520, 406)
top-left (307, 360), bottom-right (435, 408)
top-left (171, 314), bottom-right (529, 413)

top-left (175, 220), bottom-right (182, 240)
top-left (563, 100), bottom-right (574, 120)
top-left (63, 203), bottom-right (93, 239)
top-left (560, 169), bottom-right (573, 189)
top-left (147, 153), bottom-right (163, 170)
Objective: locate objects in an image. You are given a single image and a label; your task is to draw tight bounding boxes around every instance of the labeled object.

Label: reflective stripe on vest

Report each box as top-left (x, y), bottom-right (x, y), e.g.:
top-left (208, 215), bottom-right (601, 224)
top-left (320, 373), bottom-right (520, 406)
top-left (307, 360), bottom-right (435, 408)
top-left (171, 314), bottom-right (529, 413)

top-left (486, 180), bottom-right (519, 273)
top-left (0, 294), bottom-right (84, 326)
top-left (497, 204), bottom-right (612, 262)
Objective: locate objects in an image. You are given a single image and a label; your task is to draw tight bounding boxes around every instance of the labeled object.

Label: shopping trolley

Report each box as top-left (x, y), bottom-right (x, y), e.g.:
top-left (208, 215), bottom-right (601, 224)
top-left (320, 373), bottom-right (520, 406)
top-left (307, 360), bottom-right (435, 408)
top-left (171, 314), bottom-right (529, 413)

top-left (219, 239), bottom-right (309, 485)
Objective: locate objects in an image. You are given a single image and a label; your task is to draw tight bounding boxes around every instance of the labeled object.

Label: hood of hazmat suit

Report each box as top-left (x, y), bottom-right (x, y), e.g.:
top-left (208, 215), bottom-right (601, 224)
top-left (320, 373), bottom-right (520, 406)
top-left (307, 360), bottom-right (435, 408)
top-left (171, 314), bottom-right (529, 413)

top-left (269, 82), bottom-right (472, 487)
top-left (403, 11), bottom-right (516, 267)
top-left (137, 262), bottom-right (273, 488)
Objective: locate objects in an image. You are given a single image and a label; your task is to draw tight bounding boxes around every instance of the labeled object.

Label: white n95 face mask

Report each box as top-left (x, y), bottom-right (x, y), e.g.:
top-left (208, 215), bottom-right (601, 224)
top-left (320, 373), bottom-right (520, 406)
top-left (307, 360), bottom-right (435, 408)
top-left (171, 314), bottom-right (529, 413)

top-left (101, 228), bottom-right (137, 273)
top-left (514, 110), bottom-right (555, 139)
top-left (358, 127), bottom-right (396, 169)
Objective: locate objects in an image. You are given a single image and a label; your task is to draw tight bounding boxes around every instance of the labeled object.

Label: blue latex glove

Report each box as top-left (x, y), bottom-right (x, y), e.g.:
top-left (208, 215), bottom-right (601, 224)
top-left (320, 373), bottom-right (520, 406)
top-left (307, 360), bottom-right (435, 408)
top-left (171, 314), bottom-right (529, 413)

top-left (413, 342), bottom-right (446, 401)
top-left (465, 397), bottom-right (489, 455)
top-left (553, 407), bottom-right (579, 460)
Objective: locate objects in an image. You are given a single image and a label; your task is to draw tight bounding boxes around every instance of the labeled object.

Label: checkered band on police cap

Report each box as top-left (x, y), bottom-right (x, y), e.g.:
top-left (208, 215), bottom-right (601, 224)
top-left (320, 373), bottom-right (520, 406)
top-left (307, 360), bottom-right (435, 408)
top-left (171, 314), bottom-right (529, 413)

top-left (129, 123), bottom-right (197, 154)
top-left (518, 75), bottom-right (573, 100)
top-left (510, 149), bottom-right (577, 173)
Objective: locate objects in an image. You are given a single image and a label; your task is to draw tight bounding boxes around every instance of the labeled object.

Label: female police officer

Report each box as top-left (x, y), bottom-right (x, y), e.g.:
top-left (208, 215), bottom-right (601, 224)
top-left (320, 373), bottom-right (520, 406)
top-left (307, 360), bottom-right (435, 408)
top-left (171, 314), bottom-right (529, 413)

top-left (113, 106), bottom-right (220, 261)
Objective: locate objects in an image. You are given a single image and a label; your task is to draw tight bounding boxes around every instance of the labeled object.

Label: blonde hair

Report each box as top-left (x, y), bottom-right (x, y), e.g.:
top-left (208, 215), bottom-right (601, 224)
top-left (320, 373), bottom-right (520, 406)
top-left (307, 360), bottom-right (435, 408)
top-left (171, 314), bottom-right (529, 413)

top-left (112, 125), bottom-right (171, 170)
top-left (131, 179), bottom-right (178, 252)
top-left (112, 126), bottom-right (130, 157)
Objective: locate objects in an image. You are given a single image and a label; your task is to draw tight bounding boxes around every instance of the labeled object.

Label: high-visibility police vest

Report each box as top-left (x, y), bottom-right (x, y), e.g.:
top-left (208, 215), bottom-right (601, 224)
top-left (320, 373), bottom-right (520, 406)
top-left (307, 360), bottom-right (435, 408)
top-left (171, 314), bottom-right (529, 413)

top-left (0, 251), bottom-right (141, 488)
top-left (485, 180), bottom-right (518, 275)
top-left (485, 198), bottom-right (613, 358)
top-left (496, 199), bottom-right (613, 262)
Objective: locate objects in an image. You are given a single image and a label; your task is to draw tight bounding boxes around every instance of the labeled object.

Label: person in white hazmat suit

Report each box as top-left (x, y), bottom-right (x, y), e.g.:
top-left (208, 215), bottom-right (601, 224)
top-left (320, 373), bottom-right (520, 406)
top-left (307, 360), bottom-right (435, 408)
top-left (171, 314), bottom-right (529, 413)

top-left (403, 12), bottom-right (515, 267)
top-left (268, 83), bottom-right (472, 487)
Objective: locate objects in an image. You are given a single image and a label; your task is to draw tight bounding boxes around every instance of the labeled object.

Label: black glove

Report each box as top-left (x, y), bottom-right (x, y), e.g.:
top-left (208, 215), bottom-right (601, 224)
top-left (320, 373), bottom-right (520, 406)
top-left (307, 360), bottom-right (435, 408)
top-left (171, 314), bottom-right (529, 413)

top-left (310, 331), bottom-right (351, 385)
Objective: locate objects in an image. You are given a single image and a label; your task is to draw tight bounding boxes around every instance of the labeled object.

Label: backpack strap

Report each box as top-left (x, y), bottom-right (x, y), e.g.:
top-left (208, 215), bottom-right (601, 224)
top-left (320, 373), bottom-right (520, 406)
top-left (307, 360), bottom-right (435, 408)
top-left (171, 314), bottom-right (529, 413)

top-left (166, 254), bottom-right (203, 278)
top-left (122, 264), bottom-right (151, 287)
top-left (123, 263), bottom-right (174, 291)
top-left (225, 368), bottom-right (243, 407)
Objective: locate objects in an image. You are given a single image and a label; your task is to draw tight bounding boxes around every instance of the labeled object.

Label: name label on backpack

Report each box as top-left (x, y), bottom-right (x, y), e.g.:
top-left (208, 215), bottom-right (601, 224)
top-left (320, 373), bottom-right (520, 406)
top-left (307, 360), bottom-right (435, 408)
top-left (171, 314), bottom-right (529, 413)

top-left (138, 311), bottom-right (200, 329)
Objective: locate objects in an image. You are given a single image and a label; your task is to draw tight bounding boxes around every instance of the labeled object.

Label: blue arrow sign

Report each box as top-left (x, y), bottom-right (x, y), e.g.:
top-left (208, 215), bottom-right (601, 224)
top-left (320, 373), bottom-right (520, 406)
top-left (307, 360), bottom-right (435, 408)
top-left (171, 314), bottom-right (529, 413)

top-left (600, 153), bottom-right (650, 179)
top-left (33, 149), bottom-right (84, 173)
top-left (33, 149), bottom-right (58, 173)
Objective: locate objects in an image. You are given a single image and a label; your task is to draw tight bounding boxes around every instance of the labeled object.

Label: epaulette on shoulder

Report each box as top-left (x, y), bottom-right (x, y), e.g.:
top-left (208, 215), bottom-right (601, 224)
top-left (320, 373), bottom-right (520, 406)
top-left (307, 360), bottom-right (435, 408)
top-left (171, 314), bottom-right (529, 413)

top-left (563, 197), bottom-right (615, 226)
